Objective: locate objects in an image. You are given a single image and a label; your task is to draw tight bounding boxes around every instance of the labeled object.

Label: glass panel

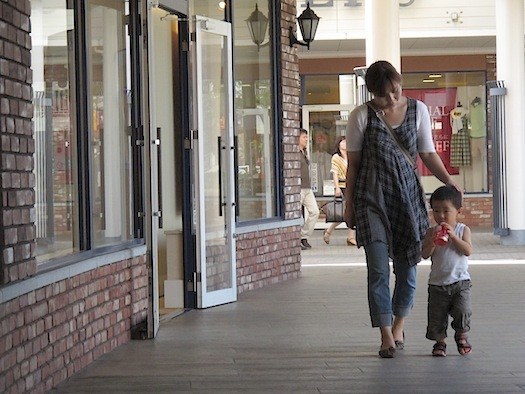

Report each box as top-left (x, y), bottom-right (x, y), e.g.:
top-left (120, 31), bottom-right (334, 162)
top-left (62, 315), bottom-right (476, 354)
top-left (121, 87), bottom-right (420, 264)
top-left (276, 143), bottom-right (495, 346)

top-left (191, 0), bottom-right (226, 20)
top-left (308, 110), bottom-right (349, 197)
top-left (404, 71), bottom-right (488, 193)
top-left (31, 0), bottom-right (79, 262)
top-left (87, 0), bottom-right (133, 247)
top-left (233, 1), bottom-right (276, 221)
top-left (303, 75), bottom-right (341, 105)
top-left (200, 29), bottom-right (232, 292)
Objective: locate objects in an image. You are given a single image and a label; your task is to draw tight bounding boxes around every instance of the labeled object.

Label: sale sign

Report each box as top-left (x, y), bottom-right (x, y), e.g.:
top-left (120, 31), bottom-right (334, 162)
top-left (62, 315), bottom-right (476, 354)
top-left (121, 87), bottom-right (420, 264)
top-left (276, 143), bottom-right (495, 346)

top-left (405, 88), bottom-right (459, 176)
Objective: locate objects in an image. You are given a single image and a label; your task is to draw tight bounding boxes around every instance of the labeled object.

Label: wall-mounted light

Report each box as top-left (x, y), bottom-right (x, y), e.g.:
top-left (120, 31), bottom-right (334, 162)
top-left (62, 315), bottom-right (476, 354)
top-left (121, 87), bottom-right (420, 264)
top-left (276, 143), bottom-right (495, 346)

top-left (245, 4), bottom-right (268, 51)
top-left (289, 2), bottom-right (320, 50)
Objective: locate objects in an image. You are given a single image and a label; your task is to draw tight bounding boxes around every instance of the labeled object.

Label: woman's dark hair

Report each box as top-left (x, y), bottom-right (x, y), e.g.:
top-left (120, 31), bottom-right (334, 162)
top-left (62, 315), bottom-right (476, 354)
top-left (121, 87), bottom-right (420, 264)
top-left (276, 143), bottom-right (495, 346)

top-left (333, 136), bottom-right (346, 156)
top-left (430, 185), bottom-right (462, 209)
top-left (365, 60), bottom-right (402, 97)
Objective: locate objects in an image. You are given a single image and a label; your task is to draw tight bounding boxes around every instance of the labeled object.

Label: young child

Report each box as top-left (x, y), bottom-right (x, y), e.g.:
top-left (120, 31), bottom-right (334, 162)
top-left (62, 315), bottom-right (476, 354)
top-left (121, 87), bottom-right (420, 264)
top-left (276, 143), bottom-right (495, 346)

top-left (422, 185), bottom-right (473, 357)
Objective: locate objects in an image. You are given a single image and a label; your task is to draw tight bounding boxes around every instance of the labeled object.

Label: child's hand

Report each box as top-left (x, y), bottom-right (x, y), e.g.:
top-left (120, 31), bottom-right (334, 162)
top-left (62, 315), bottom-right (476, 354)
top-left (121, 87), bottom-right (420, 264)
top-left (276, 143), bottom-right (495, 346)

top-left (440, 222), bottom-right (458, 241)
top-left (439, 222), bottom-right (453, 233)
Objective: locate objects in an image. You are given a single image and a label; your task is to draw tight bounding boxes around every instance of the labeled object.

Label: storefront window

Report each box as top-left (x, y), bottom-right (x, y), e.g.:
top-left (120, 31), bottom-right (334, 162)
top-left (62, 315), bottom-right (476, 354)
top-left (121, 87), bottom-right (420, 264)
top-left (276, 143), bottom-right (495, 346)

top-left (303, 75), bottom-right (341, 105)
top-left (87, 0), bottom-right (133, 247)
top-left (31, 0), bottom-right (78, 261)
top-left (404, 71), bottom-right (488, 193)
top-left (302, 75), bottom-right (356, 198)
top-left (32, 0), bottom-right (138, 262)
top-left (233, 1), bottom-right (277, 221)
top-left (302, 71), bottom-right (488, 195)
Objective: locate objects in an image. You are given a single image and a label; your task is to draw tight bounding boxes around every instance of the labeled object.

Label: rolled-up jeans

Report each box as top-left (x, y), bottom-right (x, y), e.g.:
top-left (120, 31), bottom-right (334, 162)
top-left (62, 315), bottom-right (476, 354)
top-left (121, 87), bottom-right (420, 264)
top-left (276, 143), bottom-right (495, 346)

top-left (364, 241), bottom-right (417, 327)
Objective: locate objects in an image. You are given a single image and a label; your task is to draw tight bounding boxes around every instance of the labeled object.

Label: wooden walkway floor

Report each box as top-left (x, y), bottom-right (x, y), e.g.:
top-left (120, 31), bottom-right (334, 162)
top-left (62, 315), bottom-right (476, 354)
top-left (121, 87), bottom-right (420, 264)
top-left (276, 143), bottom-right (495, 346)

top-left (53, 231), bottom-right (525, 393)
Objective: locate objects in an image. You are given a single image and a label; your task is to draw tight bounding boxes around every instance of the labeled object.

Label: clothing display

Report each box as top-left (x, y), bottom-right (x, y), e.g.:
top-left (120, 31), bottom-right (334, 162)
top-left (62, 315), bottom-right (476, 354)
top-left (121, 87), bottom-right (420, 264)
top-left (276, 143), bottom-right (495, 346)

top-left (469, 98), bottom-right (486, 138)
top-left (450, 104), bottom-right (468, 134)
top-left (450, 131), bottom-right (471, 167)
top-left (449, 103), bottom-right (471, 166)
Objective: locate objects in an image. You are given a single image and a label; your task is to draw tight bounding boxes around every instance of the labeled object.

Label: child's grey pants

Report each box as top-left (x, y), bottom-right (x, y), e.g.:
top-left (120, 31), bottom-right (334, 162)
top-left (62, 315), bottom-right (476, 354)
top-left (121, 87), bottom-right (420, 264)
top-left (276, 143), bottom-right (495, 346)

top-left (426, 280), bottom-right (472, 342)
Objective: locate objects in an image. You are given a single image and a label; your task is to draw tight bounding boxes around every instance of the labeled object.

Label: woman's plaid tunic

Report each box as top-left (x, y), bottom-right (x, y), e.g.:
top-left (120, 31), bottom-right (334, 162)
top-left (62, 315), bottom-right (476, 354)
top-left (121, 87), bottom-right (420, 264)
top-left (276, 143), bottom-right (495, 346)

top-left (354, 98), bottom-right (429, 267)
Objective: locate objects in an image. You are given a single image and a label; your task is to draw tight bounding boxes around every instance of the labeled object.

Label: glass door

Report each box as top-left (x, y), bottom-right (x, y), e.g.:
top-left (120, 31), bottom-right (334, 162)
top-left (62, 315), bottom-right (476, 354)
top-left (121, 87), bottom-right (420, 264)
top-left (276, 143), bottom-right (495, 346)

top-left (301, 104), bottom-right (354, 197)
top-left (192, 16), bottom-right (236, 308)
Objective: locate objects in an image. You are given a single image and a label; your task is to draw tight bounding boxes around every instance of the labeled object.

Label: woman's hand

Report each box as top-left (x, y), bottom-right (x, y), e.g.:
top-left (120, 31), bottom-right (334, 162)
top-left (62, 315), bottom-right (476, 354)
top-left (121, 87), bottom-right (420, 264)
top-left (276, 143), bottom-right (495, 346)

top-left (419, 152), bottom-right (463, 196)
top-left (421, 227), bottom-right (436, 259)
top-left (334, 186), bottom-right (342, 197)
top-left (345, 151), bottom-right (362, 230)
top-left (344, 201), bottom-right (355, 229)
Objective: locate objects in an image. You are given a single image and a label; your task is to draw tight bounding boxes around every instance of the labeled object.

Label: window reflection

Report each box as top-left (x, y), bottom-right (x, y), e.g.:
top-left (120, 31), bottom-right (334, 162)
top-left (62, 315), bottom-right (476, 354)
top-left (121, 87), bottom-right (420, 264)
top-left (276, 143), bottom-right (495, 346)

top-left (87, 0), bottom-right (133, 246)
top-left (31, 0), bottom-right (78, 261)
top-left (233, 1), bottom-right (276, 221)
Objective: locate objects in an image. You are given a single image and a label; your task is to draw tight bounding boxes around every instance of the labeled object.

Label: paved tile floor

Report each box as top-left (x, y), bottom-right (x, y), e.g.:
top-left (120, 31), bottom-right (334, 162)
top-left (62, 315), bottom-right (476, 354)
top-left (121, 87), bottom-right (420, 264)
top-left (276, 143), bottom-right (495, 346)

top-left (53, 230), bottom-right (525, 393)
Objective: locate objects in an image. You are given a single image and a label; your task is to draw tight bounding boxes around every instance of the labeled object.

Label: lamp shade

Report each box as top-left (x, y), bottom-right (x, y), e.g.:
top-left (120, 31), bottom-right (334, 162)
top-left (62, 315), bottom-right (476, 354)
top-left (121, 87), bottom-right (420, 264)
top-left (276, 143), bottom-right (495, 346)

top-left (298, 2), bottom-right (320, 44)
top-left (245, 4), bottom-right (268, 48)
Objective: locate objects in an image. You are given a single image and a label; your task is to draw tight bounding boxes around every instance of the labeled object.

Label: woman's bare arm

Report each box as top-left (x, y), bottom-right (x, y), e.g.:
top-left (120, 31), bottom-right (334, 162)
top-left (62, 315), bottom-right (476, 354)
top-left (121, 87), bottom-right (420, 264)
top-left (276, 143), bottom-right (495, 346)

top-left (344, 151), bottom-right (362, 228)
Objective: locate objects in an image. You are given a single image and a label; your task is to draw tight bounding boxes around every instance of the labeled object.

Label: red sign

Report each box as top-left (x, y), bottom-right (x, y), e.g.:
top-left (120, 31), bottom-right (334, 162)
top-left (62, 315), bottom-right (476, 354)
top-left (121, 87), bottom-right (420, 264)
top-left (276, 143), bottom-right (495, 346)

top-left (405, 88), bottom-right (459, 176)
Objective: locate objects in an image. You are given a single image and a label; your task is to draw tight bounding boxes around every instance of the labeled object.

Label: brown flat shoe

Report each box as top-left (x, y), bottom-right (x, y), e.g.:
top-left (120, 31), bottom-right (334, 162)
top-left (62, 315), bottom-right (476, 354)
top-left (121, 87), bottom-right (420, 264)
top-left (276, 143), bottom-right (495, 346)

top-left (346, 238), bottom-right (357, 246)
top-left (394, 331), bottom-right (405, 350)
top-left (378, 347), bottom-right (396, 358)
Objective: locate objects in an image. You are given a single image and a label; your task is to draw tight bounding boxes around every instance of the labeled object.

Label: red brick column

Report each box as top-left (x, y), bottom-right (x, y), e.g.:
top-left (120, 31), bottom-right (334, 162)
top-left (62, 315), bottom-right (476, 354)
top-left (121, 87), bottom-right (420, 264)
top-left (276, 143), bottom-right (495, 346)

top-left (281, 0), bottom-right (302, 221)
top-left (0, 0), bottom-right (36, 284)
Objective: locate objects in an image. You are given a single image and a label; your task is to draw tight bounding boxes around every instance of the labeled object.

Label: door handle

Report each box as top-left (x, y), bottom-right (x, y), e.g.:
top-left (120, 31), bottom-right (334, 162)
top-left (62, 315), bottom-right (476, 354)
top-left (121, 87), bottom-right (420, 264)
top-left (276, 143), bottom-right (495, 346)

top-left (156, 127), bottom-right (163, 228)
top-left (218, 136), bottom-right (223, 217)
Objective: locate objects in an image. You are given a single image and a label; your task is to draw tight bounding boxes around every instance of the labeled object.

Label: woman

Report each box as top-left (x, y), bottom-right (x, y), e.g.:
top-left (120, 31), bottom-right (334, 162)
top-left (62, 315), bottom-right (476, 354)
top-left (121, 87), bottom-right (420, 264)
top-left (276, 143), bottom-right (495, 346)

top-left (344, 60), bottom-right (460, 358)
top-left (323, 136), bottom-right (357, 246)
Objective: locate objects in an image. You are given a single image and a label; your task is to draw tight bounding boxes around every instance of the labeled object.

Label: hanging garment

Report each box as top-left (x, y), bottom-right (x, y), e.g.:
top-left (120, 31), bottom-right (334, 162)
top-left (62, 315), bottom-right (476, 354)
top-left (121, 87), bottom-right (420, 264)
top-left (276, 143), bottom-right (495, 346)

top-left (450, 130), bottom-right (471, 166)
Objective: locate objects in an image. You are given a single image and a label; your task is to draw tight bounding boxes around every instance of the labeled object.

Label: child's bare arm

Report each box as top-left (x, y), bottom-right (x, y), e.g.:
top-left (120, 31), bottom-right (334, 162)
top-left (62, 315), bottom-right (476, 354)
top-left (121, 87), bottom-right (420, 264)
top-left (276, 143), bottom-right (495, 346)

top-left (421, 227), bottom-right (436, 259)
top-left (449, 225), bottom-right (472, 256)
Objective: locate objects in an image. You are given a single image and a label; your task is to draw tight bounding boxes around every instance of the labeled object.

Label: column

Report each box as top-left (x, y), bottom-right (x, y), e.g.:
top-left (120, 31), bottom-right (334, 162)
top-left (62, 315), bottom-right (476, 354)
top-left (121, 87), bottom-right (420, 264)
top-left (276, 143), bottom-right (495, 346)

top-left (496, 0), bottom-right (525, 245)
top-left (365, 0), bottom-right (400, 71)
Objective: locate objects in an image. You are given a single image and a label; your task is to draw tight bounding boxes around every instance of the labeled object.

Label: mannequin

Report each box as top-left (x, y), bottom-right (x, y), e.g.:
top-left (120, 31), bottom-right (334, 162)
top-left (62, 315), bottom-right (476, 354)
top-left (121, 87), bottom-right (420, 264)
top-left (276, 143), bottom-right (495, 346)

top-left (450, 102), bottom-right (468, 134)
top-left (468, 96), bottom-right (487, 191)
top-left (449, 101), bottom-right (471, 169)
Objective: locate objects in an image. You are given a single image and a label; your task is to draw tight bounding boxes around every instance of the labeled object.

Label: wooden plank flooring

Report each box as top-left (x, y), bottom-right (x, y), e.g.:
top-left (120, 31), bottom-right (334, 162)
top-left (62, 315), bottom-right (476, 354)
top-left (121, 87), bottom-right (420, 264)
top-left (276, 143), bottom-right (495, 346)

top-left (52, 231), bottom-right (525, 393)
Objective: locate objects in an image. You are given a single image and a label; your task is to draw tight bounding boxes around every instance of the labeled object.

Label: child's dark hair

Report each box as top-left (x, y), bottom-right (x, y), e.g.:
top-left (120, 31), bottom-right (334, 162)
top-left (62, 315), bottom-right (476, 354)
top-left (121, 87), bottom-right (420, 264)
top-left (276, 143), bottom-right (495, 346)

top-left (430, 185), bottom-right (462, 209)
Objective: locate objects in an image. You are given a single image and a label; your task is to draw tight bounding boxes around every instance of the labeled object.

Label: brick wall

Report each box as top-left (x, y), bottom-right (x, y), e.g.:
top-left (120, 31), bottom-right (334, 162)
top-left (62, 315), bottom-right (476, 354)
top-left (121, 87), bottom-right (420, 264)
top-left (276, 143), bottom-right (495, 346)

top-left (0, 254), bottom-right (148, 393)
top-left (236, 226), bottom-right (302, 293)
top-left (0, 2), bottom-right (149, 393)
top-left (235, 0), bottom-right (303, 293)
top-left (428, 195), bottom-right (493, 229)
top-left (0, 0), bottom-right (36, 285)
top-left (319, 195), bottom-right (494, 230)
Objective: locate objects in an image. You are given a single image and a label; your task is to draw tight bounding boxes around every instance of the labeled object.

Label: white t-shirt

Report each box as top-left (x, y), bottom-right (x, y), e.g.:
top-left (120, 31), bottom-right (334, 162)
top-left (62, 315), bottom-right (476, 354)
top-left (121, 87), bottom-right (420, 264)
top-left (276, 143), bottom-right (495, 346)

top-left (346, 100), bottom-right (436, 153)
